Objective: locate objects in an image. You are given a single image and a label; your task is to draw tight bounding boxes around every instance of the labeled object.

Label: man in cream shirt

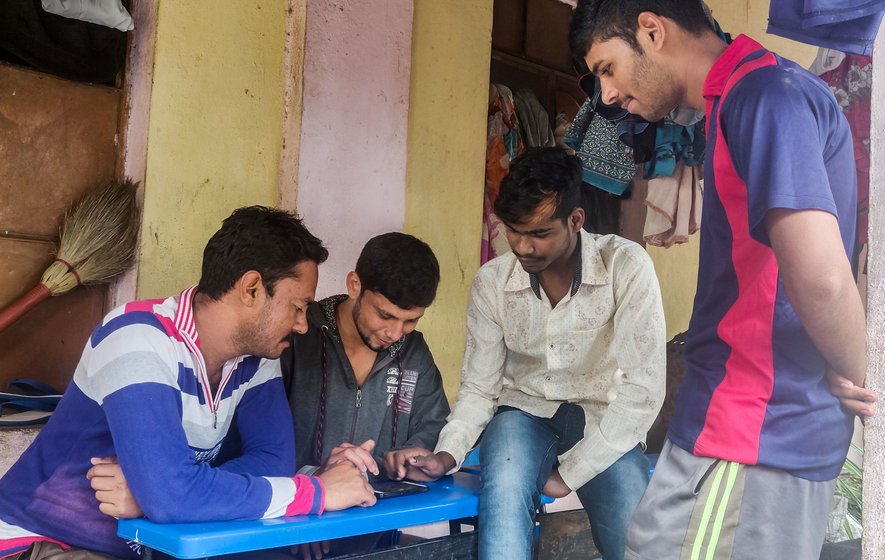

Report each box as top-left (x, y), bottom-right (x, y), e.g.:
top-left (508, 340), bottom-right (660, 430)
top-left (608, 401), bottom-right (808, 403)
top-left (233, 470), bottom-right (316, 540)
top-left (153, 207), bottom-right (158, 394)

top-left (398, 147), bottom-right (666, 560)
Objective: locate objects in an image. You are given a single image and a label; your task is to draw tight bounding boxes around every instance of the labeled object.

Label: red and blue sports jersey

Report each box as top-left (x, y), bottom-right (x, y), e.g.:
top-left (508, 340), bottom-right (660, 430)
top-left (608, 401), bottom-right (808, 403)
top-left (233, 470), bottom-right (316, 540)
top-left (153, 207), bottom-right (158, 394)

top-left (668, 35), bottom-right (857, 481)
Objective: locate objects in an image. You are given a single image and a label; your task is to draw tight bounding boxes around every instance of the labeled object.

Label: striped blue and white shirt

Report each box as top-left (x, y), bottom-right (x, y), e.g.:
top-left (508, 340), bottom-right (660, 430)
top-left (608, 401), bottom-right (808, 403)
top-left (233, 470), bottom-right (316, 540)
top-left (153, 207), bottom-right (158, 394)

top-left (0, 287), bottom-right (322, 559)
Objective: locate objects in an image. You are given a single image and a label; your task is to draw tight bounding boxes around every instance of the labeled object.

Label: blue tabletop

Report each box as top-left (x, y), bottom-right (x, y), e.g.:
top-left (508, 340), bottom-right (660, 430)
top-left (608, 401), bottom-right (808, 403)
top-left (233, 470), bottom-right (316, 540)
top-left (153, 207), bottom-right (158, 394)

top-left (118, 473), bottom-right (483, 559)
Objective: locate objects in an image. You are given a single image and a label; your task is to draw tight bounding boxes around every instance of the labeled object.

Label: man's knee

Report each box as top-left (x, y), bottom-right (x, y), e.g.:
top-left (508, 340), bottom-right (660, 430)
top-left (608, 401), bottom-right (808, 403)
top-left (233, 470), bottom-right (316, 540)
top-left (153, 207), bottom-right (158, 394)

top-left (478, 409), bottom-right (560, 501)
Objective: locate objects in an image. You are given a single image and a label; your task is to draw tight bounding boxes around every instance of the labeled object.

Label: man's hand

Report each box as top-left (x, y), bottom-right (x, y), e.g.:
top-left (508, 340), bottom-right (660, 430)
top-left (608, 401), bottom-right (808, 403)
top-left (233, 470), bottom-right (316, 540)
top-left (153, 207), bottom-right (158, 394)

top-left (541, 468), bottom-right (572, 498)
top-left (382, 446), bottom-right (436, 480)
top-left (86, 457), bottom-right (144, 519)
top-left (828, 372), bottom-right (877, 419)
top-left (293, 540), bottom-right (330, 560)
top-left (318, 440), bottom-right (379, 477)
top-left (317, 461), bottom-right (376, 511)
top-left (394, 451), bottom-right (456, 482)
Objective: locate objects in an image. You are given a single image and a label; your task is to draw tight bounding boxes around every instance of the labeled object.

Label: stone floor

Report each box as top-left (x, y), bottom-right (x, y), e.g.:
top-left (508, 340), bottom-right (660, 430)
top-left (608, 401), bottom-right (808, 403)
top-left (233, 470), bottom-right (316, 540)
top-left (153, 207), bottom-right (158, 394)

top-left (0, 426), bottom-right (41, 476)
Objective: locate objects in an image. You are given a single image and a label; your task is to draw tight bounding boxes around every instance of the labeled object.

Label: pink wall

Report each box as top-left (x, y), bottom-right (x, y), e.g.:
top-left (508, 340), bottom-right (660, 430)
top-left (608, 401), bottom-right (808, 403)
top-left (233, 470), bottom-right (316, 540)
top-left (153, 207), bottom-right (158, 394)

top-left (298, 0), bottom-right (414, 297)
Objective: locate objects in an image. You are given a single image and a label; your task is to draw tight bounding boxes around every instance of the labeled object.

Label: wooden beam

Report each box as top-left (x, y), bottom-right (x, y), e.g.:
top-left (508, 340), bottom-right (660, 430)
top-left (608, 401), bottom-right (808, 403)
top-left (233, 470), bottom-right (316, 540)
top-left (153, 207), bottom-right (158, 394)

top-left (109, 0), bottom-right (158, 307)
top-left (276, 0), bottom-right (307, 213)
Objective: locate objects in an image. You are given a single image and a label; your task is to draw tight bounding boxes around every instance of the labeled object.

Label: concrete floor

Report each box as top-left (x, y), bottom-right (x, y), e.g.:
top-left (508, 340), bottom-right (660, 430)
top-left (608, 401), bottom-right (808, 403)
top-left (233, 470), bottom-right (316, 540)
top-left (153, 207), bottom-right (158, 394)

top-left (0, 426), bottom-right (40, 476)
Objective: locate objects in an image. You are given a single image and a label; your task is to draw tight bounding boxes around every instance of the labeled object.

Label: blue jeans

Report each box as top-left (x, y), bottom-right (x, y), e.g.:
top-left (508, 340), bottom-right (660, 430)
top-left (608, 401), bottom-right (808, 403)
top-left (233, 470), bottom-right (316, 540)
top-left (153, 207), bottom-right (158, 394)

top-left (478, 408), bottom-right (649, 560)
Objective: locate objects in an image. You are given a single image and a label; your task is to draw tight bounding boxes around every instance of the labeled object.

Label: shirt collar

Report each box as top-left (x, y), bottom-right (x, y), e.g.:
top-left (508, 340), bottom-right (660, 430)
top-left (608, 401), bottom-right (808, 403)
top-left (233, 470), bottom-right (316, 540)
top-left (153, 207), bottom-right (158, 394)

top-left (505, 230), bottom-right (610, 299)
top-left (174, 285), bottom-right (200, 347)
top-left (702, 34), bottom-right (766, 100)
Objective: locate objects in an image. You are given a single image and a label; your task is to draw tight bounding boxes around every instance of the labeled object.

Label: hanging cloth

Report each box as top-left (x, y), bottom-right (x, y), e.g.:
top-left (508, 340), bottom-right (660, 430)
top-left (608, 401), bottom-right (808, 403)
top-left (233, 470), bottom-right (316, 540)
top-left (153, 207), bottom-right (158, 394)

top-left (641, 120), bottom-right (706, 180)
top-left (512, 88), bottom-right (555, 148)
top-left (564, 99), bottom-right (636, 196)
top-left (41, 0), bottom-right (134, 32)
top-left (817, 53), bottom-right (872, 245)
top-left (767, 0), bottom-right (885, 56)
top-left (482, 84), bottom-right (524, 264)
top-left (643, 162), bottom-right (703, 248)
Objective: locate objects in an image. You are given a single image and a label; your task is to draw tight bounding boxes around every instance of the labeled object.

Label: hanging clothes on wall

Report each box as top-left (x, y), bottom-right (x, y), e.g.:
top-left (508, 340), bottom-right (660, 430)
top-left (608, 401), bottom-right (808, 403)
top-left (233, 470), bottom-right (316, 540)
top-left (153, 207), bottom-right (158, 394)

top-left (482, 84), bottom-right (524, 264)
top-left (512, 88), bottom-right (556, 148)
top-left (816, 52), bottom-right (872, 246)
top-left (767, 0), bottom-right (885, 56)
top-left (562, 99), bottom-right (634, 235)
top-left (565, 90), bottom-right (706, 244)
top-left (640, 121), bottom-right (704, 180)
top-left (639, 120), bottom-right (705, 247)
top-left (643, 162), bottom-right (703, 248)
top-left (564, 99), bottom-right (636, 197)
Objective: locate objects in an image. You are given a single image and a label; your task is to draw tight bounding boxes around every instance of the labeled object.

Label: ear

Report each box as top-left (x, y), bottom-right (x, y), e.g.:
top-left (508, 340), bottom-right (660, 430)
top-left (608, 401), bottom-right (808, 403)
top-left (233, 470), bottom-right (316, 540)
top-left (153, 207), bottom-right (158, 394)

top-left (569, 207), bottom-right (586, 233)
top-left (345, 271), bottom-right (362, 300)
top-left (237, 270), bottom-right (265, 307)
top-left (636, 11), bottom-right (667, 52)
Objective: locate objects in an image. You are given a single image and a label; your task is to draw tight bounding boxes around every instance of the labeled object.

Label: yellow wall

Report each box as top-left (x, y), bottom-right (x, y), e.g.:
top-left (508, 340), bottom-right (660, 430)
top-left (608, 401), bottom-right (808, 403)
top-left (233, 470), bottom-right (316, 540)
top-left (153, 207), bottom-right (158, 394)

top-left (647, 0), bottom-right (818, 339)
top-left (136, 1), bottom-right (291, 298)
top-left (405, 0), bottom-right (494, 399)
top-left (648, 243), bottom-right (699, 340)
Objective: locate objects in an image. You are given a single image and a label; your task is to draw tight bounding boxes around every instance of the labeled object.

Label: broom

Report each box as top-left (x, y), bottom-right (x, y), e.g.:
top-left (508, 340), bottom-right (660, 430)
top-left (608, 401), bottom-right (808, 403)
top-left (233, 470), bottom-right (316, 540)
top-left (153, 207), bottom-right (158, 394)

top-left (0, 179), bottom-right (141, 333)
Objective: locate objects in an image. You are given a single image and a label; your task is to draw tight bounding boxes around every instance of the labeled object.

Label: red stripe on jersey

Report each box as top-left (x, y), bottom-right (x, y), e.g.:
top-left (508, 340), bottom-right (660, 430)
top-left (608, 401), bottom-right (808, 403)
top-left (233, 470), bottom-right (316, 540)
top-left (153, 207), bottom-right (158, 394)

top-left (694, 52), bottom-right (780, 463)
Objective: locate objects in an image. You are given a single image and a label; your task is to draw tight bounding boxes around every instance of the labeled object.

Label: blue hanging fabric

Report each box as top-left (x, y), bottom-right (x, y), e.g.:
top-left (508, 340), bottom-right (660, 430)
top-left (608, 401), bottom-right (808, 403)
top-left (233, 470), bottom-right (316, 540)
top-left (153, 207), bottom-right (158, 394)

top-left (767, 0), bottom-right (885, 56)
top-left (641, 121), bottom-right (706, 180)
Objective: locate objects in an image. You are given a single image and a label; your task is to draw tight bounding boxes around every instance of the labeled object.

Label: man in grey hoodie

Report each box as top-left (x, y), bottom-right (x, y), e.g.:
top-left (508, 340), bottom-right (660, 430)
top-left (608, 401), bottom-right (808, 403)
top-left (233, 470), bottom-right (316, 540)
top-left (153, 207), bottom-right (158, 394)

top-left (281, 232), bottom-right (449, 479)
top-left (280, 232), bottom-right (450, 559)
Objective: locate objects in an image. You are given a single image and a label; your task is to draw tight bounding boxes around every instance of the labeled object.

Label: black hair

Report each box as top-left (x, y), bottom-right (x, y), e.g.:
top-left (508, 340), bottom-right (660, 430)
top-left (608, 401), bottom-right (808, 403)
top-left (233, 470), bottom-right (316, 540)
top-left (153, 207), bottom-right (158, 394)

top-left (198, 206), bottom-right (328, 300)
top-left (494, 147), bottom-right (582, 226)
top-left (569, 0), bottom-right (713, 59)
top-left (355, 232), bottom-right (440, 309)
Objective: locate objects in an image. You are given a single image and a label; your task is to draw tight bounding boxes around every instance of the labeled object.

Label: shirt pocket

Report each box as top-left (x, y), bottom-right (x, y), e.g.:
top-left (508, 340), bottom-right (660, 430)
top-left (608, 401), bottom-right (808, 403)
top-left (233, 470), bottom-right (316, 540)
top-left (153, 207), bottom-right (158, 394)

top-left (570, 288), bottom-right (615, 330)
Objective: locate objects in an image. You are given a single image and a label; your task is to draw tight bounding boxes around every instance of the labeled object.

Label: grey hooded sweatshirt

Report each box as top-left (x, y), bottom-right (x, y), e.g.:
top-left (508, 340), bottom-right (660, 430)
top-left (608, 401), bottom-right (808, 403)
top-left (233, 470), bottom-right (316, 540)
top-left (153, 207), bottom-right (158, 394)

top-left (281, 295), bottom-right (450, 477)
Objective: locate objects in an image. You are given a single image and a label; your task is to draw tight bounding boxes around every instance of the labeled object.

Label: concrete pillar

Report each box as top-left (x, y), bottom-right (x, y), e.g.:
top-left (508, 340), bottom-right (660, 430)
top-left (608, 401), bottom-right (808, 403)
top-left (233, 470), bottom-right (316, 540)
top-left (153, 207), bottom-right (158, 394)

top-left (862, 20), bottom-right (885, 560)
top-left (297, 0), bottom-right (414, 297)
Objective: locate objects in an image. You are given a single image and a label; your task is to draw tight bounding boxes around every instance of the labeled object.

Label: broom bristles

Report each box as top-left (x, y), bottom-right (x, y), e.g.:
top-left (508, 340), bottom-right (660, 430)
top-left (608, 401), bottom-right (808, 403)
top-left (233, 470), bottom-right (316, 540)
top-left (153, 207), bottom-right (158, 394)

top-left (41, 180), bottom-right (140, 295)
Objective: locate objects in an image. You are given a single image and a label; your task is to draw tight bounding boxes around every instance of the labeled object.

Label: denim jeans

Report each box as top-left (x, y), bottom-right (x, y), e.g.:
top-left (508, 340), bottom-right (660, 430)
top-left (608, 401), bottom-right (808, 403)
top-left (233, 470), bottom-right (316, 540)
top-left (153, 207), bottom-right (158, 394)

top-left (478, 407), bottom-right (649, 560)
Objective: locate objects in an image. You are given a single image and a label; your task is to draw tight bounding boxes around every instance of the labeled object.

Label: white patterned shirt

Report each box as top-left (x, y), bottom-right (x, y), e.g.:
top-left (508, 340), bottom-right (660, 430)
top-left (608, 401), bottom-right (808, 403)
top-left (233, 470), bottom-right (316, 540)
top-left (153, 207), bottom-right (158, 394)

top-left (435, 230), bottom-right (666, 490)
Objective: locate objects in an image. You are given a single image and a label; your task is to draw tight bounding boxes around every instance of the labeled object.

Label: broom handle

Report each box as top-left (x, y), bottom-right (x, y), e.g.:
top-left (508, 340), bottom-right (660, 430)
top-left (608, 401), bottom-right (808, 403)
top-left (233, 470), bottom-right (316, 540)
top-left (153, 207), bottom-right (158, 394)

top-left (0, 283), bottom-right (52, 333)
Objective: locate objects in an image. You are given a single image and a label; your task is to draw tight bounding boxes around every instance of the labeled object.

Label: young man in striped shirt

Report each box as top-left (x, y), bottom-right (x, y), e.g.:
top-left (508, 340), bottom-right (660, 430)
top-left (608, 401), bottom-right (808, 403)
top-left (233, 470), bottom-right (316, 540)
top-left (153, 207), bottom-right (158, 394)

top-left (0, 206), bottom-right (375, 560)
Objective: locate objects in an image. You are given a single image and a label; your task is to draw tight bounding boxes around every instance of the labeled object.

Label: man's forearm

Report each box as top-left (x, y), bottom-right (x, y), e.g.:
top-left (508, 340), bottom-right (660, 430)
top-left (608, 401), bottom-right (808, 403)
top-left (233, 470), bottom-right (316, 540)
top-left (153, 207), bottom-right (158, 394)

top-left (786, 272), bottom-right (867, 385)
top-left (767, 208), bottom-right (868, 386)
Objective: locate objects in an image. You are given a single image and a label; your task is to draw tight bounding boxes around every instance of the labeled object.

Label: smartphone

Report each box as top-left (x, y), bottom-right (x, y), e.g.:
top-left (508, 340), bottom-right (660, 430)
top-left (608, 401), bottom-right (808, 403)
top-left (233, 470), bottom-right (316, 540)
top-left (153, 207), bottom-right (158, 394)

top-left (371, 480), bottom-right (429, 499)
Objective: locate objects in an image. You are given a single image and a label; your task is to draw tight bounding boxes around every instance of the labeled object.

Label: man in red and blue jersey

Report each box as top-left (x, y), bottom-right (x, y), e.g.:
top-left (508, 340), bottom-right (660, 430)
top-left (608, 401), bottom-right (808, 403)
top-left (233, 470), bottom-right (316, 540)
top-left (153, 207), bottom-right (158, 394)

top-left (571, 1), bottom-right (875, 558)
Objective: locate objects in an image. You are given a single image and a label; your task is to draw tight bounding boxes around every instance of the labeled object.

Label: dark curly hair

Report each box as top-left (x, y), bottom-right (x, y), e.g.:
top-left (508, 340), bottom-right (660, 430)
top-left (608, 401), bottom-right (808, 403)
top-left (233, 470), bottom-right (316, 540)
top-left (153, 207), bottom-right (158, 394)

top-left (494, 147), bottom-right (582, 226)
top-left (355, 233), bottom-right (440, 309)
top-left (569, 0), bottom-right (712, 59)
top-left (198, 206), bottom-right (328, 300)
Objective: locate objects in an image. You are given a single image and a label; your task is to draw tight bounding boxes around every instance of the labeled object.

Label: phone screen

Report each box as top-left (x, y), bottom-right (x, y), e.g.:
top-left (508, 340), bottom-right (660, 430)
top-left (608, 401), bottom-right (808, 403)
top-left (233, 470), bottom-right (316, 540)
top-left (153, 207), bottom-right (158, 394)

top-left (371, 480), bottom-right (429, 499)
